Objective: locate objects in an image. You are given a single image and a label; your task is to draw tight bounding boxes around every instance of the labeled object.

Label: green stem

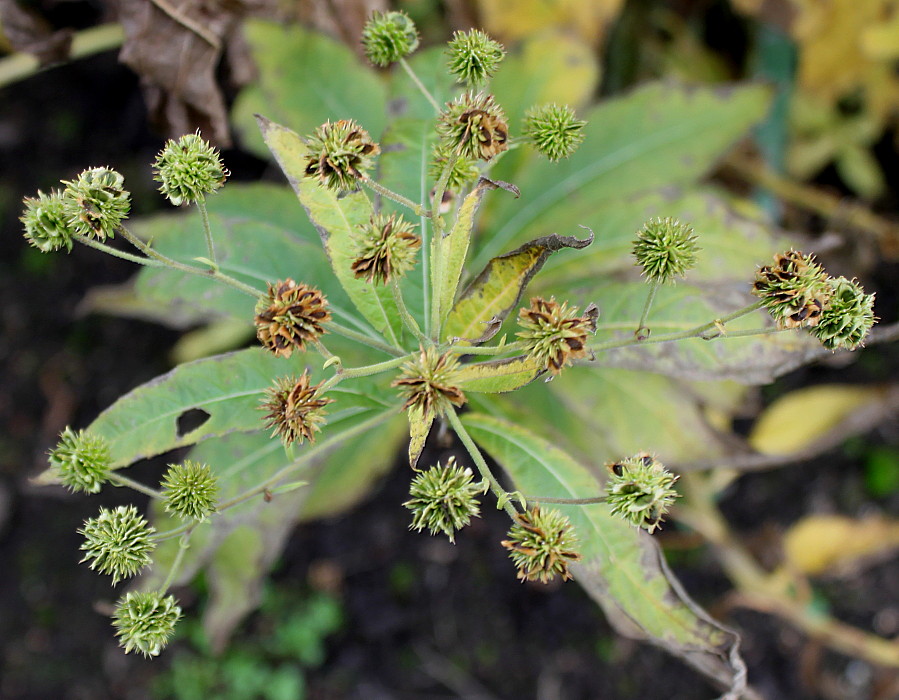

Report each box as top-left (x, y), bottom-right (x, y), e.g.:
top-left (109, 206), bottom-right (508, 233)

top-left (217, 409), bottom-right (398, 511)
top-left (75, 235), bottom-right (166, 266)
top-left (399, 57), bottom-right (442, 113)
top-left (391, 277), bottom-right (427, 342)
top-left (525, 495), bottom-right (607, 506)
top-left (362, 178), bottom-right (430, 217)
top-left (328, 321), bottom-right (405, 357)
top-left (715, 326), bottom-right (791, 339)
top-left (109, 472), bottom-right (163, 500)
top-left (115, 224), bottom-right (264, 299)
top-left (590, 300), bottom-right (766, 353)
top-left (636, 281), bottom-right (660, 338)
top-left (446, 408), bottom-right (518, 519)
top-left (196, 198), bottom-right (217, 268)
top-left (318, 353), bottom-right (411, 394)
top-left (159, 533), bottom-right (192, 594)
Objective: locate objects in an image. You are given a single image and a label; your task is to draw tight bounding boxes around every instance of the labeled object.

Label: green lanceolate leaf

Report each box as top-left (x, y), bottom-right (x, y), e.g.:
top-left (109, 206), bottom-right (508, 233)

top-left (436, 177), bottom-right (520, 332)
top-left (406, 407), bottom-right (434, 470)
top-left (257, 116), bottom-right (405, 345)
top-left (461, 412), bottom-right (747, 697)
top-left (456, 355), bottom-right (544, 393)
top-left (231, 20), bottom-right (387, 158)
top-left (443, 229), bottom-right (593, 343)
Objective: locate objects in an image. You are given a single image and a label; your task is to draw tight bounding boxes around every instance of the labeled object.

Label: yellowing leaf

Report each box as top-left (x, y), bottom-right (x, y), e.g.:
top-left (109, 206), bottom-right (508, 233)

top-left (748, 385), bottom-right (885, 456)
top-left (784, 514), bottom-right (899, 576)
top-left (456, 355), bottom-right (543, 393)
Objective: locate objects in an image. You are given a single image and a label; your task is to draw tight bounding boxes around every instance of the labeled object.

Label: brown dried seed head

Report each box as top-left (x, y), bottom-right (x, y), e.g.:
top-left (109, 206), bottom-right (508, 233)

top-left (351, 212), bottom-right (421, 285)
top-left (392, 346), bottom-right (466, 418)
top-left (438, 92), bottom-right (509, 162)
top-left (752, 250), bottom-right (832, 329)
top-left (254, 279), bottom-right (330, 358)
top-left (516, 297), bottom-right (599, 374)
top-left (261, 371), bottom-right (334, 446)
top-left (501, 506), bottom-right (580, 584)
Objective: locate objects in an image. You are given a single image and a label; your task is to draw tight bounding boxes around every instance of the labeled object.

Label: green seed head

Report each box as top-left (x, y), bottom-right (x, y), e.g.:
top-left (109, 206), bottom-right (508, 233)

top-left (632, 217), bottom-right (699, 284)
top-left (752, 250), bottom-right (833, 329)
top-left (48, 427), bottom-right (112, 494)
top-left (21, 189), bottom-right (74, 253)
top-left (304, 120), bottom-right (380, 192)
top-left (61, 166), bottom-right (130, 241)
top-left (605, 453), bottom-right (679, 533)
top-left (517, 297), bottom-right (599, 375)
top-left (112, 591), bottom-right (181, 658)
top-left (446, 29), bottom-right (505, 87)
top-left (392, 346), bottom-right (467, 420)
top-left (153, 131), bottom-right (228, 206)
top-left (79, 505), bottom-right (156, 584)
top-left (522, 104), bottom-right (587, 162)
top-left (501, 506), bottom-right (580, 583)
top-left (429, 142), bottom-right (481, 193)
top-left (404, 457), bottom-right (485, 543)
top-left (809, 276), bottom-right (876, 350)
top-left (361, 10), bottom-right (419, 67)
top-left (161, 460), bottom-right (219, 521)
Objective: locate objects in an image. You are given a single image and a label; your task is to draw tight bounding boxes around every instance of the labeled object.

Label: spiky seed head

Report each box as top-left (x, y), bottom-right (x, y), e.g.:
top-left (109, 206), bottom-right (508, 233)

top-left (392, 346), bottom-right (466, 419)
top-left (61, 166), bottom-right (130, 241)
top-left (437, 92), bottom-right (509, 162)
top-left (446, 29), bottom-right (505, 87)
top-left (261, 370), bottom-right (334, 446)
top-left (79, 505), bottom-right (156, 584)
top-left (404, 457), bottom-right (485, 543)
top-left (48, 427), bottom-right (112, 494)
top-left (304, 120), bottom-right (380, 192)
top-left (632, 217), bottom-right (699, 284)
top-left (501, 506), bottom-right (580, 583)
top-left (809, 276), bottom-right (876, 350)
top-left (429, 142), bottom-right (481, 193)
top-left (112, 591), bottom-right (181, 658)
top-left (752, 250), bottom-right (833, 329)
top-left (21, 189), bottom-right (75, 253)
top-left (153, 131), bottom-right (228, 206)
top-left (517, 297), bottom-right (599, 375)
top-left (254, 279), bottom-right (330, 358)
top-left (351, 212), bottom-right (421, 285)
top-left (361, 10), bottom-right (419, 67)
top-left (161, 460), bottom-right (218, 520)
top-left (605, 452), bottom-right (679, 533)
top-left (522, 104), bottom-right (587, 162)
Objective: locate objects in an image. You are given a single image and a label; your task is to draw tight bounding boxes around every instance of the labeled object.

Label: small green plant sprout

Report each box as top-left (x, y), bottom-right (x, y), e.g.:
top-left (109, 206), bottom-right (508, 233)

top-left (446, 28), bottom-right (506, 87)
top-left (517, 297), bottom-right (599, 375)
top-left (404, 457), bottom-right (485, 543)
top-left (79, 505), bottom-right (156, 584)
top-left (161, 461), bottom-right (219, 521)
top-left (261, 370), bottom-right (334, 446)
top-left (501, 506), bottom-right (581, 583)
top-left (21, 189), bottom-right (74, 253)
top-left (605, 453), bottom-right (680, 534)
top-left (153, 131), bottom-right (229, 206)
top-left (522, 103), bottom-right (587, 162)
top-left (302, 119), bottom-right (380, 192)
top-left (810, 276), bottom-right (877, 350)
top-left (47, 427), bottom-right (111, 493)
top-left (437, 91), bottom-right (509, 161)
top-left (253, 280), bottom-right (331, 358)
top-left (62, 166), bottom-right (130, 241)
top-left (361, 10), bottom-right (419, 67)
top-left (351, 212), bottom-right (421, 285)
top-left (112, 591), bottom-right (182, 658)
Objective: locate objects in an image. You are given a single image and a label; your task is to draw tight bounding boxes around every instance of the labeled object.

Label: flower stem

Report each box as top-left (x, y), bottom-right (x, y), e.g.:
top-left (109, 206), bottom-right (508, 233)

top-left (196, 197), bottom-right (217, 268)
top-left (75, 235), bottom-right (166, 266)
top-left (446, 408), bottom-right (518, 519)
top-left (635, 281), bottom-right (660, 339)
top-left (391, 277), bottom-right (427, 342)
top-left (318, 353), bottom-right (411, 394)
top-left (399, 57), bottom-right (441, 113)
top-left (159, 533), bottom-right (192, 593)
top-left (109, 472), bottom-right (163, 500)
top-left (362, 177), bottom-right (430, 218)
top-left (328, 321), bottom-right (406, 356)
top-left (525, 495), bottom-right (607, 505)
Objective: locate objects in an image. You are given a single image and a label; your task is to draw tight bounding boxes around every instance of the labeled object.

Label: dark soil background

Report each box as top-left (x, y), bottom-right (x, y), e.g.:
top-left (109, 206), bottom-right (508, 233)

top-left (3, 5), bottom-right (899, 700)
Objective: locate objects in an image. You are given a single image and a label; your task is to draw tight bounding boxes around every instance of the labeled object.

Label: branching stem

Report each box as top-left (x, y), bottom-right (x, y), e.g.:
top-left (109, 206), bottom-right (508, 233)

top-left (109, 472), bottom-right (163, 500)
top-left (399, 57), bottom-right (442, 113)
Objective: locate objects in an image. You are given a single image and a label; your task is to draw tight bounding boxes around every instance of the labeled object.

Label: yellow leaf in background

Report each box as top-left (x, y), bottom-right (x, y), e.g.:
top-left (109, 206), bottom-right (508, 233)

top-left (477, 0), bottom-right (624, 46)
top-left (748, 385), bottom-right (885, 456)
top-left (784, 514), bottom-right (899, 576)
